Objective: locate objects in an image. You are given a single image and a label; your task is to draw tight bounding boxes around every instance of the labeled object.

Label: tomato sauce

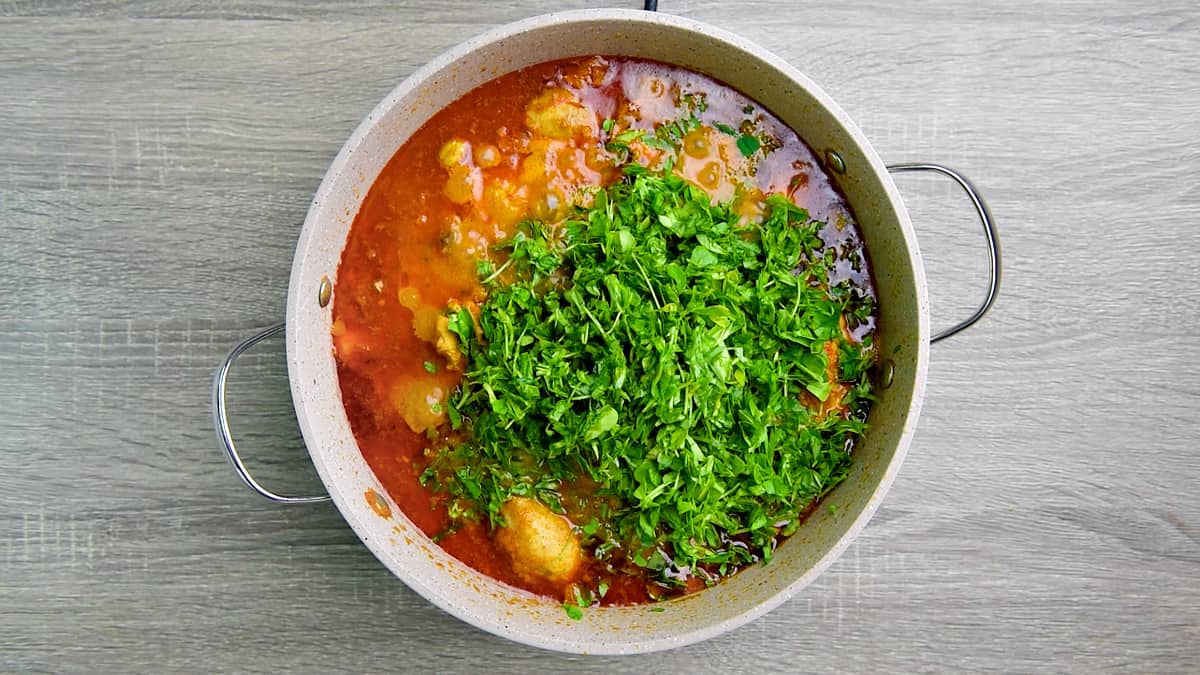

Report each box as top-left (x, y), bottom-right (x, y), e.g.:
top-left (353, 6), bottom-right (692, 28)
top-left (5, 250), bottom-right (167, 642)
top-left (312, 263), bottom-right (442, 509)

top-left (331, 57), bottom-right (873, 605)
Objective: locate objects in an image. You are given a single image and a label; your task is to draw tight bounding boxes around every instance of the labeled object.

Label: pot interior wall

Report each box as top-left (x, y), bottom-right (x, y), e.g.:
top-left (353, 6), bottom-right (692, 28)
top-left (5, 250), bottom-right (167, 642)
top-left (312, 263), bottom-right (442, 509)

top-left (286, 9), bottom-right (928, 654)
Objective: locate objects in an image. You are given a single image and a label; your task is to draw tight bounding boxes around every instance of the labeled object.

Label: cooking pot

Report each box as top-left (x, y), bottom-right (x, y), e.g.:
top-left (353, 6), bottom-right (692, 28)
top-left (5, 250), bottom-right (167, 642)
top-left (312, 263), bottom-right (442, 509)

top-left (212, 8), bottom-right (999, 654)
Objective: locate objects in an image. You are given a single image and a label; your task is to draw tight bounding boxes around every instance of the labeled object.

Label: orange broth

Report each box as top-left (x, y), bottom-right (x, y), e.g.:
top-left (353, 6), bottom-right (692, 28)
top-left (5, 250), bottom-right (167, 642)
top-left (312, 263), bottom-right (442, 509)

top-left (331, 57), bottom-right (875, 605)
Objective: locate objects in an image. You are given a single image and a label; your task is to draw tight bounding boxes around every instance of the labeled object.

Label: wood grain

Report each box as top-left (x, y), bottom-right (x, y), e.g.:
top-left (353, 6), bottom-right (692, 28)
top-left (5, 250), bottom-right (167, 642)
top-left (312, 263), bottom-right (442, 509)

top-left (1, 1), bottom-right (1198, 672)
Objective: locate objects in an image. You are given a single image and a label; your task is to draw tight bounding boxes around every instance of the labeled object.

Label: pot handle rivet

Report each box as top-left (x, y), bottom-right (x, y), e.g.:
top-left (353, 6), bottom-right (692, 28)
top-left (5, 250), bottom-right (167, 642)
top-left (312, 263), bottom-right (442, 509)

top-left (211, 323), bottom-right (332, 504)
top-left (318, 276), bottom-right (333, 308)
top-left (877, 359), bottom-right (895, 389)
top-left (825, 149), bottom-right (846, 174)
top-left (887, 163), bottom-right (1001, 343)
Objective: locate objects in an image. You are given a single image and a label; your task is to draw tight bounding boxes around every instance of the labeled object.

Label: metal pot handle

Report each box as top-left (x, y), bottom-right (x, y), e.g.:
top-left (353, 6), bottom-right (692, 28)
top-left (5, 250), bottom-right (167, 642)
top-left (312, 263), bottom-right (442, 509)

top-left (212, 322), bottom-right (331, 504)
top-left (887, 163), bottom-right (1001, 343)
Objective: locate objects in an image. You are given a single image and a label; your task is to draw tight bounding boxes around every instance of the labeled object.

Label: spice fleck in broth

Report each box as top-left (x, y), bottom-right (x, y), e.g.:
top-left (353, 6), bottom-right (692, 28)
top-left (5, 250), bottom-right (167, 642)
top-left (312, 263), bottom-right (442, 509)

top-left (332, 57), bottom-right (878, 611)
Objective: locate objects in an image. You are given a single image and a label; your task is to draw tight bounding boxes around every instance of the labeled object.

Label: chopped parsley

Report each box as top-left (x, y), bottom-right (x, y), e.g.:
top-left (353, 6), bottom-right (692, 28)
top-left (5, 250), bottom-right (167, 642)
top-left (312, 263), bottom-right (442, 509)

top-left (423, 158), bottom-right (875, 589)
top-left (735, 134), bottom-right (761, 157)
top-left (603, 94), bottom-right (705, 172)
top-left (563, 603), bottom-right (584, 621)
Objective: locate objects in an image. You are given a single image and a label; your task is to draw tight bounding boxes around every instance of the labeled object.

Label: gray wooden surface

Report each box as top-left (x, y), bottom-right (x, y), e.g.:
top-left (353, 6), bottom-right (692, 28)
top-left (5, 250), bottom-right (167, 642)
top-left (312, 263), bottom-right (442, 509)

top-left (2, 0), bottom-right (1198, 672)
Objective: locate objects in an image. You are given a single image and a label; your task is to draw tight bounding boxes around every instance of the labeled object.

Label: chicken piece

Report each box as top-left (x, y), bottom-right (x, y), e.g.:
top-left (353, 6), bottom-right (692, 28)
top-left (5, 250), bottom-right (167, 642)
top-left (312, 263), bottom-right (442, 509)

top-left (445, 164), bottom-right (483, 204)
top-left (412, 306), bottom-right (442, 344)
top-left (519, 139), bottom-right (552, 184)
top-left (525, 88), bottom-right (597, 140)
top-left (494, 497), bottom-right (584, 586)
top-left (819, 339), bottom-right (849, 417)
top-left (389, 378), bottom-right (446, 433)
top-left (434, 313), bottom-right (464, 371)
top-left (481, 179), bottom-right (528, 229)
top-left (438, 138), bottom-right (471, 168)
top-left (798, 338), bottom-right (849, 420)
top-left (428, 300), bottom-right (480, 372)
top-left (474, 143), bottom-right (501, 168)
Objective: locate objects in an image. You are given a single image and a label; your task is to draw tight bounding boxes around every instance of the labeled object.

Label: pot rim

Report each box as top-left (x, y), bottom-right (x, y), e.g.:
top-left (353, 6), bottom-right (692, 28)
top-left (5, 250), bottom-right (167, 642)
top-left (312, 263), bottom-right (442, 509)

top-left (285, 7), bottom-right (929, 654)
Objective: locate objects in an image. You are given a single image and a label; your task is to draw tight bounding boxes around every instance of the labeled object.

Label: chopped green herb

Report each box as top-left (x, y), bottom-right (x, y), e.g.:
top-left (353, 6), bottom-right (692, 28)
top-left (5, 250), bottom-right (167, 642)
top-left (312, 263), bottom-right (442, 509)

top-left (713, 122), bottom-right (738, 136)
top-left (613, 128), bottom-right (645, 144)
top-left (563, 603), bottom-right (584, 620)
top-left (736, 134), bottom-right (761, 157)
top-left (423, 360), bottom-right (438, 373)
top-left (600, 94), bottom-right (707, 173)
top-left (424, 141), bottom-right (875, 588)
top-left (572, 584), bottom-right (596, 609)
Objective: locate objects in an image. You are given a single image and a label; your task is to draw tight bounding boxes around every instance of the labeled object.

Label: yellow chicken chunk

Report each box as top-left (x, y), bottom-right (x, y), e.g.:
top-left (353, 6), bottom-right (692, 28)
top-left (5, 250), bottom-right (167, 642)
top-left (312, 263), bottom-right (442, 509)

top-left (438, 138), bottom-right (471, 167)
top-left (519, 139), bottom-right (552, 184)
top-left (434, 313), bottom-right (464, 371)
top-left (412, 306), bottom-right (442, 343)
top-left (481, 179), bottom-right (528, 229)
top-left (389, 378), bottom-right (445, 433)
top-left (474, 143), bottom-right (501, 168)
top-left (525, 88), bottom-right (597, 140)
top-left (494, 497), bottom-right (584, 586)
top-left (445, 164), bottom-right (483, 204)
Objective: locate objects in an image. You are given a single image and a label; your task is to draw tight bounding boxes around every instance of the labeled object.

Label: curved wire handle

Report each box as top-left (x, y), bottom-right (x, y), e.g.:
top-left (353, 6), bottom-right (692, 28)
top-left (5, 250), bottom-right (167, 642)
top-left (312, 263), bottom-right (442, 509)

top-left (212, 322), bottom-right (331, 504)
top-left (887, 163), bottom-right (1001, 343)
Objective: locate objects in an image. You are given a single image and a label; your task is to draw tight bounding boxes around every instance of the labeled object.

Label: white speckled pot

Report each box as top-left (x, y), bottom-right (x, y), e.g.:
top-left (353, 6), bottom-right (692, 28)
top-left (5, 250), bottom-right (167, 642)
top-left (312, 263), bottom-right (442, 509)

top-left (285, 9), bottom-right (928, 654)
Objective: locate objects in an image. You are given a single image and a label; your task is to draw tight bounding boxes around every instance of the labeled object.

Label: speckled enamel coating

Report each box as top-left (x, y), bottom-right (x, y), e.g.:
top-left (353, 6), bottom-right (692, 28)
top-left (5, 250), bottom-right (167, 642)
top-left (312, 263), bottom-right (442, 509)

top-left (284, 9), bottom-right (929, 655)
